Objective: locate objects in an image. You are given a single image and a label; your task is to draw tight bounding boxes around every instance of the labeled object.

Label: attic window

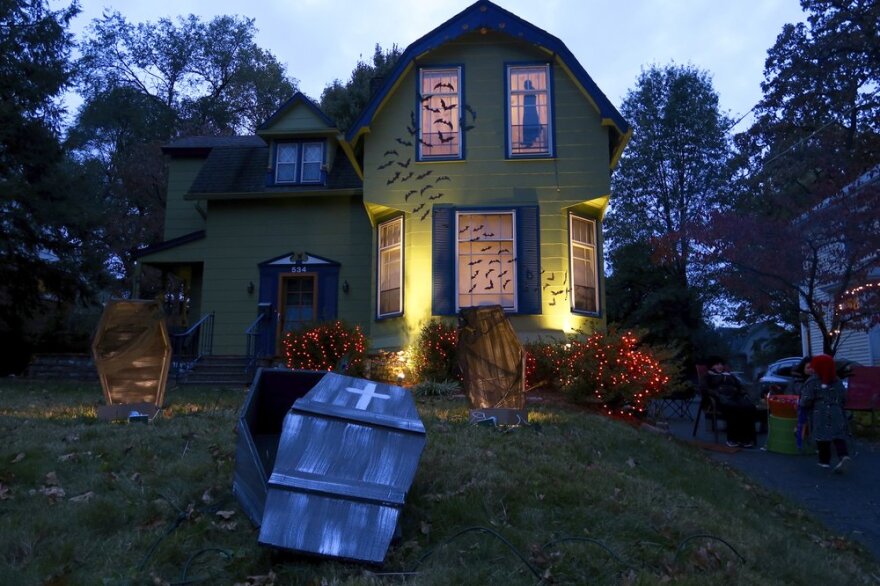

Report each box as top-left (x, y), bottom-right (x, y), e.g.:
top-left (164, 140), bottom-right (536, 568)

top-left (418, 67), bottom-right (462, 161)
top-left (507, 64), bottom-right (553, 157)
top-left (274, 141), bottom-right (324, 184)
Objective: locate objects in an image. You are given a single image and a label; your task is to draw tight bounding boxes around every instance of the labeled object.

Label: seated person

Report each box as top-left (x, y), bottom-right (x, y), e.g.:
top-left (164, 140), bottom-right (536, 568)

top-left (706, 356), bottom-right (757, 448)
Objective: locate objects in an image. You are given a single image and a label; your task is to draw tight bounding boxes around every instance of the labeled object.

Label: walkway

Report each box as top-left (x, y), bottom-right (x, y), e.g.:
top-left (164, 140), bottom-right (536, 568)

top-left (660, 401), bottom-right (880, 561)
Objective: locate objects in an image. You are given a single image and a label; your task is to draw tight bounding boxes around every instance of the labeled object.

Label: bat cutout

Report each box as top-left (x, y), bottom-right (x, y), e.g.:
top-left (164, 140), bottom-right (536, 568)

top-left (551, 290), bottom-right (564, 296)
top-left (386, 171), bottom-right (401, 185)
top-left (508, 257), bottom-right (517, 263)
top-left (410, 111), bottom-right (418, 127)
top-left (547, 273), bottom-right (555, 281)
top-left (498, 248), bottom-right (510, 255)
top-left (434, 81), bottom-right (455, 91)
top-left (549, 298), bottom-right (556, 306)
top-left (482, 232), bottom-right (494, 238)
top-left (470, 236), bottom-right (481, 241)
top-left (396, 137), bottom-right (413, 147)
top-left (485, 269), bottom-right (495, 278)
top-left (468, 283), bottom-right (477, 293)
top-left (433, 119), bottom-right (454, 129)
top-left (474, 225), bottom-right (484, 231)
top-left (436, 175), bottom-right (451, 183)
top-left (488, 259), bottom-right (501, 266)
top-left (471, 270), bottom-right (480, 279)
top-left (428, 193), bottom-right (444, 200)
top-left (438, 131), bottom-right (455, 144)
top-left (498, 270), bottom-right (508, 278)
top-left (397, 158), bottom-right (411, 168)
top-left (377, 161), bottom-right (394, 170)
top-left (417, 170), bottom-right (433, 180)
top-left (463, 124), bottom-right (475, 132)
top-left (543, 283), bottom-right (551, 290)
top-left (384, 149), bottom-right (399, 157)
top-left (404, 190), bottom-right (417, 201)
top-left (468, 259), bottom-right (482, 266)
top-left (420, 208), bottom-right (430, 221)
top-left (459, 225), bottom-right (470, 234)
top-left (406, 125), bottom-right (417, 136)
top-left (420, 184), bottom-right (433, 194)
top-left (480, 245), bottom-right (492, 252)
top-left (400, 171), bottom-right (414, 182)
top-left (503, 279), bottom-right (511, 290)
top-left (465, 104), bottom-right (477, 121)
top-left (484, 281), bottom-right (495, 290)
top-left (419, 138), bottom-right (432, 147)
top-left (423, 103), bottom-right (441, 113)
top-left (440, 98), bottom-right (456, 111)
top-left (413, 202), bottom-right (425, 213)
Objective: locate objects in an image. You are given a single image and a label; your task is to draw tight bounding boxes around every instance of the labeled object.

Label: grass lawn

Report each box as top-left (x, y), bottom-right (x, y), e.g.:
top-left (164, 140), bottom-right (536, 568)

top-left (0, 380), bottom-right (877, 585)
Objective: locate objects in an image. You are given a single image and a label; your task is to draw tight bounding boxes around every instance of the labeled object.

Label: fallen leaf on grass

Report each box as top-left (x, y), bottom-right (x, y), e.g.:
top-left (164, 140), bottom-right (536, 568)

top-left (233, 571), bottom-right (276, 586)
top-left (44, 472), bottom-right (60, 486)
top-left (69, 491), bottom-right (95, 503)
top-left (214, 509), bottom-right (237, 530)
top-left (626, 457), bottom-right (636, 468)
top-left (39, 486), bottom-right (66, 502)
top-left (202, 488), bottom-right (215, 504)
top-left (11, 453), bottom-right (25, 464)
top-left (0, 483), bottom-right (12, 500)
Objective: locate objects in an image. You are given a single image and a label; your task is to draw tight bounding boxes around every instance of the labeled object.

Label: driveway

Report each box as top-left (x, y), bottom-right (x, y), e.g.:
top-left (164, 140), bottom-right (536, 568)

top-left (659, 401), bottom-right (880, 561)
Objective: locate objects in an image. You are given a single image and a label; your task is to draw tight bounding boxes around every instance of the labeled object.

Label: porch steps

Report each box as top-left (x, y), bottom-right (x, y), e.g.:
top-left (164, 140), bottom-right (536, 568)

top-left (179, 355), bottom-right (254, 388)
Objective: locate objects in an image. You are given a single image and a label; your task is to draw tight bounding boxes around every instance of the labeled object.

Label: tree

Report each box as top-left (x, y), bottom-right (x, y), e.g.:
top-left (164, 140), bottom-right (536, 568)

top-left (0, 0), bottom-right (108, 374)
top-left (605, 64), bottom-right (734, 367)
top-left (606, 64), bottom-right (735, 287)
top-left (77, 12), bottom-right (298, 135)
top-left (704, 0), bottom-right (880, 355)
top-left (320, 44), bottom-right (402, 132)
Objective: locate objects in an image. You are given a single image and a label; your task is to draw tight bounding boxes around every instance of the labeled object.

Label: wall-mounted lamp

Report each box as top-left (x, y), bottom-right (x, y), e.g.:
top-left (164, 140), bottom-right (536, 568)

top-left (342, 280), bottom-right (350, 294)
top-left (247, 281), bottom-right (255, 295)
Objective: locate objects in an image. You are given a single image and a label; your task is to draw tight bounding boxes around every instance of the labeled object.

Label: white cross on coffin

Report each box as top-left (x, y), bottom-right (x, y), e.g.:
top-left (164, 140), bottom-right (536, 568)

top-left (345, 382), bottom-right (391, 410)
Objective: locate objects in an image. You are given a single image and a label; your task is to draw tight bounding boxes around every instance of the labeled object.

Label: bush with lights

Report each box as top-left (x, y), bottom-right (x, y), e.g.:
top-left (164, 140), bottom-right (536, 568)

top-left (409, 319), bottom-right (461, 383)
top-left (282, 321), bottom-right (368, 375)
top-left (525, 328), bottom-right (670, 417)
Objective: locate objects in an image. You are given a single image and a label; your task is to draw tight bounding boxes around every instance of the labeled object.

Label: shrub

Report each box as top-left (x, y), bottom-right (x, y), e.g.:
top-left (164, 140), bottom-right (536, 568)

top-left (411, 379), bottom-right (462, 397)
top-left (409, 319), bottom-right (460, 383)
top-left (281, 321), bottom-right (368, 375)
top-left (525, 329), bottom-right (670, 416)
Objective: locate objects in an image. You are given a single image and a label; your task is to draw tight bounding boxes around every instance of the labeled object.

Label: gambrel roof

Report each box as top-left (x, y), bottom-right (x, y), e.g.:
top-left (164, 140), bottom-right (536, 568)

top-left (346, 0), bottom-right (631, 166)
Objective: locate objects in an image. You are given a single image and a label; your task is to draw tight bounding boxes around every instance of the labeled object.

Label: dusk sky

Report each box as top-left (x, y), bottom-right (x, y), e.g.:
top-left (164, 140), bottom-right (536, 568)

top-left (64, 0), bottom-right (807, 131)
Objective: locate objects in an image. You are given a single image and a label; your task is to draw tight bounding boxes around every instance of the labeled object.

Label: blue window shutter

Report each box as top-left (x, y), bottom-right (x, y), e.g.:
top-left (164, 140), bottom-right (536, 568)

top-left (516, 206), bottom-right (541, 314)
top-left (432, 206), bottom-right (455, 315)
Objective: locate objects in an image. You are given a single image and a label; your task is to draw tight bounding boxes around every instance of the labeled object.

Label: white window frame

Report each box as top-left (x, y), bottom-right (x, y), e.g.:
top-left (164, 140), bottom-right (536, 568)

top-left (377, 216), bottom-right (404, 318)
top-left (418, 67), bottom-right (462, 160)
top-left (569, 214), bottom-right (599, 313)
top-left (275, 141), bottom-right (324, 184)
top-left (455, 210), bottom-right (517, 312)
top-left (507, 64), bottom-right (552, 157)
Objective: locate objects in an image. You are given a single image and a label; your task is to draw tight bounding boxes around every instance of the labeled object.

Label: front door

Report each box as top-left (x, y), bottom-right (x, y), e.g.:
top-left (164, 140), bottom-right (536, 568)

top-left (278, 274), bottom-right (317, 345)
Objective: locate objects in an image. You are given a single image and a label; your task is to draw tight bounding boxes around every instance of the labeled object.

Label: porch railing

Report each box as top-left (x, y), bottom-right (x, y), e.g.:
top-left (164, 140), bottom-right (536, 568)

top-left (169, 312), bottom-right (215, 379)
top-left (245, 312), bottom-right (268, 380)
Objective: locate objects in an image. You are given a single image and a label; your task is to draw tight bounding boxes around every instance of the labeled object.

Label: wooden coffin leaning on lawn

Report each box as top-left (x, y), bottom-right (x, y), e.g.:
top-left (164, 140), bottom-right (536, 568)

top-left (233, 368), bottom-right (427, 564)
top-left (91, 299), bottom-right (171, 421)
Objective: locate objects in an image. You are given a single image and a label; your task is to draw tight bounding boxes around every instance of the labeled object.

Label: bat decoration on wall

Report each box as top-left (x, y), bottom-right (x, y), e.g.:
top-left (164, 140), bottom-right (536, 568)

top-left (470, 235), bottom-right (480, 241)
top-left (488, 259), bottom-right (501, 266)
top-left (400, 171), bottom-right (414, 182)
top-left (543, 283), bottom-right (551, 290)
top-left (434, 118), bottom-right (454, 129)
top-left (485, 269), bottom-right (495, 278)
top-left (434, 81), bottom-right (455, 91)
top-left (508, 257), bottom-right (517, 264)
top-left (428, 192), bottom-right (444, 200)
top-left (377, 160), bottom-right (394, 170)
top-left (481, 245), bottom-right (492, 252)
top-left (419, 138), bottom-right (432, 147)
top-left (386, 171), bottom-right (401, 185)
top-left (440, 98), bottom-right (456, 111)
top-left (410, 111), bottom-right (418, 127)
top-left (420, 208), bottom-right (430, 221)
top-left (406, 125), bottom-right (417, 136)
top-left (465, 103), bottom-right (477, 121)
top-left (423, 103), bottom-right (441, 113)
top-left (562, 274), bottom-right (567, 285)
top-left (459, 225), bottom-right (470, 233)
top-left (417, 170), bottom-right (433, 180)
top-left (396, 137), bottom-right (413, 147)
top-left (436, 175), bottom-right (451, 183)
top-left (404, 190), bottom-right (418, 201)
top-left (384, 149), bottom-right (399, 157)
top-left (397, 158), bottom-right (411, 168)
top-left (546, 273), bottom-right (555, 281)
top-left (420, 184), bottom-right (433, 194)
top-left (549, 297), bottom-right (556, 306)
top-left (551, 290), bottom-right (564, 296)
top-left (468, 259), bottom-right (482, 266)
top-left (498, 270), bottom-right (508, 278)
top-left (413, 202), bottom-right (425, 213)
top-left (503, 279), bottom-right (511, 290)
top-left (468, 283), bottom-right (477, 293)
top-left (474, 225), bottom-right (484, 231)
top-left (498, 248), bottom-right (510, 255)
top-left (484, 281), bottom-right (495, 290)
top-left (464, 124), bottom-right (475, 132)
top-left (471, 270), bottom-right (480, 279)
top-left (482, 232), bottom-right (494, 238)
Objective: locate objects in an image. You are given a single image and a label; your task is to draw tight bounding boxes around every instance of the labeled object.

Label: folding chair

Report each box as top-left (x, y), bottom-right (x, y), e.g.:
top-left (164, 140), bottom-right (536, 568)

top-left (651, 386), bottom-right (696, 420)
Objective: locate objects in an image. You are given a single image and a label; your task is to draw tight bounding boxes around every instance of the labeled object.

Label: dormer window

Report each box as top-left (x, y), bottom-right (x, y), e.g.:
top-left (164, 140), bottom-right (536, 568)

top-left (418, 67), bottom-right (462, 160)
top-left (507, 64), bottom-right (553, 157)
top-left (274, 140), bottom-right (324, 184)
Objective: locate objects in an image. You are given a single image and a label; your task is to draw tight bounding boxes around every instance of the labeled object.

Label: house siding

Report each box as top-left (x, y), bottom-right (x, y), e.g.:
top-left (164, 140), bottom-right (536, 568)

top-left (165, 158), bottom-right (208, 240)
top-left (363, 32), bottom-right (610, 349)
top-left (198, 196), bottom-right (372, 354)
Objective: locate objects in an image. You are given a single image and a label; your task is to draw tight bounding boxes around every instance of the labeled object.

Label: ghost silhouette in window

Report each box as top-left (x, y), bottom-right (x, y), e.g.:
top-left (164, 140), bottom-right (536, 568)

top-left (521, 79), bottom-right (541, 148)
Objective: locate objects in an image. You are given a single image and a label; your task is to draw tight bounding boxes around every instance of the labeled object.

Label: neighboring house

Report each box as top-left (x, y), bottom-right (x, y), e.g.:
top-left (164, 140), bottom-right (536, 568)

top-left (135, 0), bottom-right (631, 358)
top-left (800, 166), bottom-right (880, 366)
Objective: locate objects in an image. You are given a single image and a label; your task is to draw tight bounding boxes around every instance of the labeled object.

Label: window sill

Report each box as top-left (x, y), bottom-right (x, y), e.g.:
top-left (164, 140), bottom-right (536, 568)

top-left (376, 312), bottom-right (404, 321)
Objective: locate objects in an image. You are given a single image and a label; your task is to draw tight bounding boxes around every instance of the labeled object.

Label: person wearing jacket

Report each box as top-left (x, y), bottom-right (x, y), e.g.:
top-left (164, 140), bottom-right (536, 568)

top-left (706, 357), bottom-right (757, 448)
top-left (799, 354), bottom-right (851, 473)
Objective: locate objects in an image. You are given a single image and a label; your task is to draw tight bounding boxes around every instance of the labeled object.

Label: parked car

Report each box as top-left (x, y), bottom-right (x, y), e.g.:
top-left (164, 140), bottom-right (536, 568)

top-left (756, 356), bottom-right (803, 397)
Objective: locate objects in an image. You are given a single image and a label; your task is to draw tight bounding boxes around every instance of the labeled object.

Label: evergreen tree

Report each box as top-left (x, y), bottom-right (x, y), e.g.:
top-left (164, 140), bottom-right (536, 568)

top-left (0, 0), bottom-right (107, 374)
